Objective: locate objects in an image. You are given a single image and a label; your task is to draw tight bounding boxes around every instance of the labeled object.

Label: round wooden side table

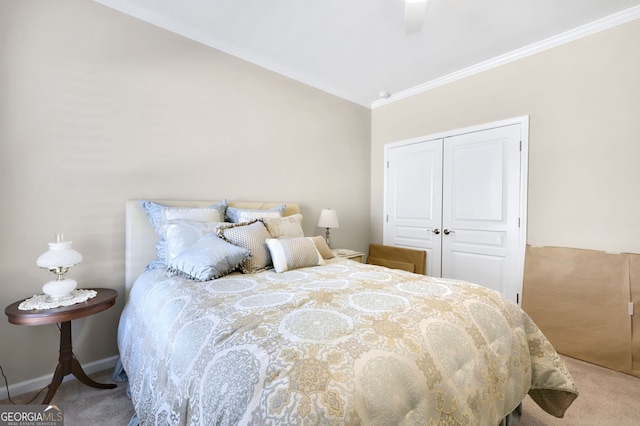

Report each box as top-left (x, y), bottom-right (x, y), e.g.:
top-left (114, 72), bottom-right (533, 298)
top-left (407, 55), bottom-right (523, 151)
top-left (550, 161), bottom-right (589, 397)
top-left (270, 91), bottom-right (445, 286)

top-left (5, 288), bottom-right (118, 404)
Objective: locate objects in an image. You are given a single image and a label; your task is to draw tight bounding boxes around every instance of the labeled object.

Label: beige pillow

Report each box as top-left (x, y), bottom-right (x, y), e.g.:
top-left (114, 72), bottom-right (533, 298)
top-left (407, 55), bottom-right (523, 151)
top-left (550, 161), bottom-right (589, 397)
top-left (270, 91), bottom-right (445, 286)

top-left (263, 214), bottom-right (304, 238)
top-left (310, 235), bottom-right (334, 259)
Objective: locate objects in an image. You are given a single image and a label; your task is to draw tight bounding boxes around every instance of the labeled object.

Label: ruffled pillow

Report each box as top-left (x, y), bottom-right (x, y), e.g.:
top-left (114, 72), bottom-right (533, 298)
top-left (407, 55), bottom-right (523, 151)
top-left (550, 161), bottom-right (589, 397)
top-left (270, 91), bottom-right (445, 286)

top-left (140, 199), bottom-right (227, 264)
top-left (216, 220), bottom-right (273, 273)
top-left (162, 220), bottom-right (224, 262)
top-left (167, 233), bottom-right (250, 281)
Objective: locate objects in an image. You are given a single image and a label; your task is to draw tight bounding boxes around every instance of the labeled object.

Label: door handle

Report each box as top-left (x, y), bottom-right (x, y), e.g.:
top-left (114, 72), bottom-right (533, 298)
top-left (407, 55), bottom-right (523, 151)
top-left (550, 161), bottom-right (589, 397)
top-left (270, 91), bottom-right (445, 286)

top-left (443, 229), bottom-right (454, 235)
top-left (432, 228), bottom-right (440, 235)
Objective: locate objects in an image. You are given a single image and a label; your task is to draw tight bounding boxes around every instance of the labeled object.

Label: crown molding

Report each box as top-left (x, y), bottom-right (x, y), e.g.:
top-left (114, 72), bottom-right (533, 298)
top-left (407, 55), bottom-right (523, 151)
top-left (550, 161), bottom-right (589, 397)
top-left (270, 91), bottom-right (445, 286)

top-left (372, 5), bottom-right (640, 109)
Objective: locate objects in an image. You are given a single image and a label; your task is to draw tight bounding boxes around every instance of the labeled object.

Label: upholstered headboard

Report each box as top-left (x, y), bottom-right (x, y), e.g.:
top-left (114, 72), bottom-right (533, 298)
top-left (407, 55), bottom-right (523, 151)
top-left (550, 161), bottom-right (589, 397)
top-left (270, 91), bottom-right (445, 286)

top-left (125, 199), bottom-right (301, 294)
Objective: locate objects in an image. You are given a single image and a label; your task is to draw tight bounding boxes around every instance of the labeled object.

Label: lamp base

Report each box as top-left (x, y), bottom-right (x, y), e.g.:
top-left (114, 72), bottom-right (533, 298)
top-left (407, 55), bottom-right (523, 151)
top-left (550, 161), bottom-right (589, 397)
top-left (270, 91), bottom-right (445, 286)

top-left (43, 278), bottom-right (77, 303)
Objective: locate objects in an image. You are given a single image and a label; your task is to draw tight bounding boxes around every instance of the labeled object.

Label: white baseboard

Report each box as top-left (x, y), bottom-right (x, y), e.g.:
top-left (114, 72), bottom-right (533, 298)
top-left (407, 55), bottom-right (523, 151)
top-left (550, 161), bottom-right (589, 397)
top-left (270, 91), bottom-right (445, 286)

top-left (0, 355), bottom-right (119, 402)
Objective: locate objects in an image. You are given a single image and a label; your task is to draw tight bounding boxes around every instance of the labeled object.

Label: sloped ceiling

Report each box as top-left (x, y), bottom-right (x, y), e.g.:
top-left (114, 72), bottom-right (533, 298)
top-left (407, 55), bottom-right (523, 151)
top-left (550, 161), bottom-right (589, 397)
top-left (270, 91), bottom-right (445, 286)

top-left (94, 0), bottom-right (640, 108)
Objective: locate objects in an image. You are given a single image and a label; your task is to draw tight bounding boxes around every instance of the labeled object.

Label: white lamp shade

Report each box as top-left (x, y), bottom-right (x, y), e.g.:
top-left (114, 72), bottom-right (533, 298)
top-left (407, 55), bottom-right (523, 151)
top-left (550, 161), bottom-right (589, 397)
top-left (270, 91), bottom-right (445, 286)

top-left (36, 240), bottom-right (83, 269)
top-left (317, 209), bottom-right (339, 229)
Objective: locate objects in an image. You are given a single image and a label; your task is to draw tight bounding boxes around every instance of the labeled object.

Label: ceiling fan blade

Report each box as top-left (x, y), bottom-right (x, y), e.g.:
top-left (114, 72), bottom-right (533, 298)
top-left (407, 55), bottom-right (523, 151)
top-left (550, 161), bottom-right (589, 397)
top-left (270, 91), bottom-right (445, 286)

top-left (404, 0), bottom-right (428, 35)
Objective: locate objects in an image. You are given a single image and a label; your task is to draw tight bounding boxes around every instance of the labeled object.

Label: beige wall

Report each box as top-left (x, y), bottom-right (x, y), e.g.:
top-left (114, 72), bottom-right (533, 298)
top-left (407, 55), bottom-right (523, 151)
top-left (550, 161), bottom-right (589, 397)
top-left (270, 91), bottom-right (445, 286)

top-left (371, 19), bottom-right (640, 255)
top-left (0, 0), bottom-right (370, 388)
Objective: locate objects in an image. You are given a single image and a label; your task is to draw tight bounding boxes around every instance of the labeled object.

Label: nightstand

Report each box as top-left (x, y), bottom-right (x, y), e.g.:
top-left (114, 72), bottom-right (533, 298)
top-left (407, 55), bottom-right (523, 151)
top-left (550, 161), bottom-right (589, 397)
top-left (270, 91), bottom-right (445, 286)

top-left (332, 249), bottom-right (365, 263)
top-left (5, 288), bottom-right (118, 404)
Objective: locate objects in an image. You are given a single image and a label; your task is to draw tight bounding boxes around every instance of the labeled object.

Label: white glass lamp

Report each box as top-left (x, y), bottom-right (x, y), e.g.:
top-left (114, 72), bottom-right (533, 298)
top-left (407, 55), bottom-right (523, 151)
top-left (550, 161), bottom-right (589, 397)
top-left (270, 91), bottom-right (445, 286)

top-left (36, 233), bottom-right (83, 302)
top-left (317, 209), bottom-right (339, 248)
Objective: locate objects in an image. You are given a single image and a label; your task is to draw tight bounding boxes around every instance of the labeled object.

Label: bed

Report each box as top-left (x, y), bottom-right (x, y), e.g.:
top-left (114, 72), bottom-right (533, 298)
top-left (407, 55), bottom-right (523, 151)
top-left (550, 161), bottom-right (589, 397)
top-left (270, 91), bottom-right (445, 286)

top-left (116, 199), bottom-right (578, 425)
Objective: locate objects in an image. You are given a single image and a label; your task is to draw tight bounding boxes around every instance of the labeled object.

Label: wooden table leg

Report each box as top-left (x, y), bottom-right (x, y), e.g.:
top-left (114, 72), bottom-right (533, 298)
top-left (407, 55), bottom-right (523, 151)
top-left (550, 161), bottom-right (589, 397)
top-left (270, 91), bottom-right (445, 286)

top-left (42, 321), bottom-right (117, 404)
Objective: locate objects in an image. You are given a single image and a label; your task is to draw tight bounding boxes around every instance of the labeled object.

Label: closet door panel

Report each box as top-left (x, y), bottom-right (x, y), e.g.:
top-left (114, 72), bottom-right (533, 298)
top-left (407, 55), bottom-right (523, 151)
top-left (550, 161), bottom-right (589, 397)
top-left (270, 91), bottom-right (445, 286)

top-left (384, 139), bottom-right (442, 276)
top-left (441, 124), bottom-right (522, 301)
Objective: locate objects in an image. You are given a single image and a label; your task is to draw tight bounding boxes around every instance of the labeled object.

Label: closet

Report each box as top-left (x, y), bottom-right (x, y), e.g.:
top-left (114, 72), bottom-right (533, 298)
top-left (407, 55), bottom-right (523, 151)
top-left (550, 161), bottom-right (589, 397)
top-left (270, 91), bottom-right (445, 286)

top-left (383, 117), bottom-right (528, 303)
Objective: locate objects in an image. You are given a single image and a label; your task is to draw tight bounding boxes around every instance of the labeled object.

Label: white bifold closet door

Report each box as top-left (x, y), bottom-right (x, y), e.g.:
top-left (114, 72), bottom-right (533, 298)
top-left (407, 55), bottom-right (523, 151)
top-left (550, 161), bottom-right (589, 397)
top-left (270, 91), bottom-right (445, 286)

top-left (384, 121), bottom-right (526, 303)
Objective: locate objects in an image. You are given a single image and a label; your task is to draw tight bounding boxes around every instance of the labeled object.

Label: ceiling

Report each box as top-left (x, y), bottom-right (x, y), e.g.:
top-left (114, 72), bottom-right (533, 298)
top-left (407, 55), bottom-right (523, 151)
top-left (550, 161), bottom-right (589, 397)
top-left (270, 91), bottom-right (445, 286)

top-left (94, 0), bottom-right (640, 108)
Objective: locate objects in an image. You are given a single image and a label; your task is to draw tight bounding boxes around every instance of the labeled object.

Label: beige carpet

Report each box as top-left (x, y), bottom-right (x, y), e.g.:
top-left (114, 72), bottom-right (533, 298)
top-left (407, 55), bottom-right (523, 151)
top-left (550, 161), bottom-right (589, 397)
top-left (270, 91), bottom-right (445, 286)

top-left (521, 356), bottom-right (640, 425)
top-left (2, 355), bottom-right (640, 425)
top-left (1, 370), bottom-right (135, 425)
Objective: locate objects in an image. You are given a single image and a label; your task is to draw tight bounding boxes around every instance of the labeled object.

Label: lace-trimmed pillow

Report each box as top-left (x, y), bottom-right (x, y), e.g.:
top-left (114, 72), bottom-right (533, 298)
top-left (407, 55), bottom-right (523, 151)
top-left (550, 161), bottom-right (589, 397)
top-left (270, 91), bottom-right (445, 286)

top-left (266, 237), bottom-right (325, 273)
top-left (216, 220), bottom-right (273, 273)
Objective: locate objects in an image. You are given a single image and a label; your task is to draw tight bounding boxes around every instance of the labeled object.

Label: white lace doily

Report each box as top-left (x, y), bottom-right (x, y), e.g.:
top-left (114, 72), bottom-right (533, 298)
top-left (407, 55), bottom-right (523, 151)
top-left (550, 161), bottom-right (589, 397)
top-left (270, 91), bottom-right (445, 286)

top-left (18, 289), bottom-right (98, 310)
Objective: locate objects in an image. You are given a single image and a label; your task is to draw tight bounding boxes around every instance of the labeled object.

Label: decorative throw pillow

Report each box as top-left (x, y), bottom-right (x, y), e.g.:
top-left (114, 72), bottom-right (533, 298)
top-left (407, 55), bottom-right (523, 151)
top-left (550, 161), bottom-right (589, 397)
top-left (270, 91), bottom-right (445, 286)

top-left (216, 220), bottom-right (273, 273)
top-left (140, 199), bottom-right (228, 263)
top-left (226, 205), bottom-right (286, 223)
top-left (263, 214), bottom-right (304, 238)
top-left (310, 235), bottom-right (335, 259)
top-left (167, 233), bottom-right (250, 281)
top-left (161, 220), bottom-right (224, 262)
top-left (266, 237), bottom-right (325, 273)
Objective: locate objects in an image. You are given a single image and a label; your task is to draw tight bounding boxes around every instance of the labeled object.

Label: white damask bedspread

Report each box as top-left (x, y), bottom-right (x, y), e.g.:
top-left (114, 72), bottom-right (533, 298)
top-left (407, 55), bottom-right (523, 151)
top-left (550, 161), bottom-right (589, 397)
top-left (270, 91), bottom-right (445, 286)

top-left (117, 259), bottom-right (577, 425)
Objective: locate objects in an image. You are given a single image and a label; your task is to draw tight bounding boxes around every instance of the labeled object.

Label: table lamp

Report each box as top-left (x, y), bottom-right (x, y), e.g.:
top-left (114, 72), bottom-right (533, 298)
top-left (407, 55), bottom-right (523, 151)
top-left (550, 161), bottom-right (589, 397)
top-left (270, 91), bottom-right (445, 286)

top-left (317, 209), bottom-right (339, 248)
top-left (36, 233), bottom-right (83, 302)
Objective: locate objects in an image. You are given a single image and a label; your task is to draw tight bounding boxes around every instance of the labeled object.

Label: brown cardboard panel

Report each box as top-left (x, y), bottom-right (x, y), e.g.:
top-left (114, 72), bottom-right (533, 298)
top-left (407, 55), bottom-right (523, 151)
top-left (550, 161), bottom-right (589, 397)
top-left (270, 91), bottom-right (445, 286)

top-left (366, 256), bottom-right (415, 272)
top-left (523, 246), bottom-right (632, 375)
top-left (367, 244), bottom-right (426, 274)
top-left (630, 254), bottom-right (640, 376)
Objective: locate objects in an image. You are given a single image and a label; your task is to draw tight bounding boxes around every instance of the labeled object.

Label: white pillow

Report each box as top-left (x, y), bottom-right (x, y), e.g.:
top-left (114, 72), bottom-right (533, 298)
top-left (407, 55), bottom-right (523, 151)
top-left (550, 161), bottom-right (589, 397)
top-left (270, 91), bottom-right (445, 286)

top-left (266, 237), bottom-right (325, 273)
top-left (226, 205), bottom-right (286, 223)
